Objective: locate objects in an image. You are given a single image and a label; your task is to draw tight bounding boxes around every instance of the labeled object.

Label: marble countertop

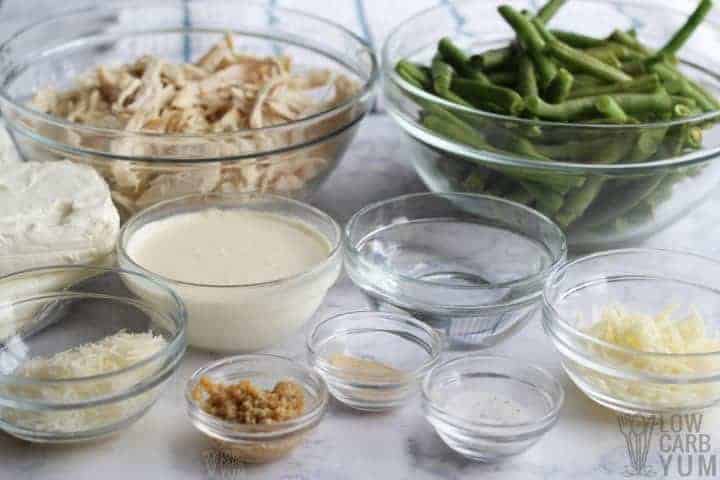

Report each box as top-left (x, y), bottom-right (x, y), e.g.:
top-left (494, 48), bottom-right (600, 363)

top-left (2, 115), bottom-right (720, 480)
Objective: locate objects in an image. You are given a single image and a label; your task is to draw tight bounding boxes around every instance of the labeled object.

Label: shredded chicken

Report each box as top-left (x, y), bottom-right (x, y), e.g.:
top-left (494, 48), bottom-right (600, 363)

top-left (28, 34), bottom-right (361, 215)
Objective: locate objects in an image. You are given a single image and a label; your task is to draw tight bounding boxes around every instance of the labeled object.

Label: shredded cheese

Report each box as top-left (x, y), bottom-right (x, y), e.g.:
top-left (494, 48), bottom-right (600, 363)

top-left (580, 305), bottom-right (720, 407)
top-left (1, 330), bottom-right (168, 433)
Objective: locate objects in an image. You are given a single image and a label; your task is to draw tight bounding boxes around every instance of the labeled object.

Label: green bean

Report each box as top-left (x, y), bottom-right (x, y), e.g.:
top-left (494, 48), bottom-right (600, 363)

top-left (519, 181), bottom-right (564, 215)
top-left (526, 95), bottom-right (597, 121)
top-left (528, 90), bottom-right (672, 121)
top-left (555, 176), bottom-right (607, 227)
top-left (529, 50), bottom-right (558, 88)
top-left (653, 62), bottom-right (720, 112)
top-left (651, 0), bottom-right (714, 62)
top-left (517, 53), bottom-right (539, 97)
top-left (586, 42), bottom-right (644, 61)
top-left (498, 5), bottom-right (546, 53)
top-left (608, 29), bottom-right (652, 55)
top-left (628, 127), bottom-right (668, 162)
top-left (421, 107), bottom-right (582, 191)
top-left (451, 78), bottom-right (525, 115)
top-left (621, 60), bottom-right (648, 76)
top-left (431, 57), bottom-right (473, 106)
top-left (573, 74), bottom-right (608, 88)
top-left (547, 38), bottom-right (633, 82)
top-left (487, 70), bottom-right (517, 86)
top-left (438, 38), bottom-right (489, 82)
top-left (395, 60), bottom-right (432, 90)
top-left (470, 47), bottom-right (515, 71)
top-left (585, 50), bottom-right (622, 68)
top-left (550, 30), bottom-right (606, 49)
top-left (568, 74), bottom-right (661, 99)
top-left (595, 96), bottom-right (629, 123)
top-left (577, 176), bottom-right (665, 228)
top-left (535, 0), bottom-right (567, 24)
top-left (545, 68), bottom-right (574, 103)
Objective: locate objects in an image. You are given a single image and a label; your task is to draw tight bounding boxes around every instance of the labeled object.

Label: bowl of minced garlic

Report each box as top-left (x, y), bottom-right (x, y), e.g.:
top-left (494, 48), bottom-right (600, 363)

top-left (185, 355), bottom-right (328, 463)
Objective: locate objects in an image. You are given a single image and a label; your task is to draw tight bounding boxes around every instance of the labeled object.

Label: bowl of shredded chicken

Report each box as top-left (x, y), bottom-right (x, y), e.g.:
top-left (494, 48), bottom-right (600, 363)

top-left (0, 1), bottom-right (377, 215)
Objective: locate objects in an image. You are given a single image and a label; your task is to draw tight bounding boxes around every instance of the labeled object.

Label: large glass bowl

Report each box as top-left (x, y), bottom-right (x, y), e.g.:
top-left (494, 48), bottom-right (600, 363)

top-left (0, 0), bottom-right (377, 217)
top-left (382, 0), bottom-right (720, 251)
top-left (543, 249), bottom-right (720, 415)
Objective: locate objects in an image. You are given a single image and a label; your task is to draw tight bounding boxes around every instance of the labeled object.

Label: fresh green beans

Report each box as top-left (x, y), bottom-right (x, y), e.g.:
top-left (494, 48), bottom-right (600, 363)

top-left (451, 78), bottom-right (525, 115)
top-left (535, 0), bottom-right (567, 24)
top-left (438, 38), bottom-right (488, 82)
top-left (395, 60), bottom-right (432, 89)
top-left (547, 38), bottom-right (633, 82)
top-left (470, 47), bottom-right (515, 71)
top-left (651, 0), bottom-right (713, 62)
top-left (431, 57), bottom-right (473, 106)
top-left (394, 0), bottom-right (719, 231)
top-left (545, 68), bottom-right (574, 103)
top-left (568, 74), bottom-right (661, 99)
top-left (595, 96), bottom-right (630, 123)
top-left (498, 5), bottom-right (546, 53)
top-left (517, 54), bottom-right (539, 97)
top-left (550, 30), bottom-right (606, 49)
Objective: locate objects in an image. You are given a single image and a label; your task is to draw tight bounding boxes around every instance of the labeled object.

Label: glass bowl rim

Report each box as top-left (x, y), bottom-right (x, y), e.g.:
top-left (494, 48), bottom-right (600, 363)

top-left (381, 0), bottom-right (720, 173)
top-left (185, 353), bottom-right (329, 439)
top-left (305, 309), bottom-right (444, 384)
top-left (118, 192), bottom-right (343, 289)
top-left (421, 353), bottom-right (565, 430)
top-left (0, 0), bottom-right (379, 146)
top-left (543, 247), bottom-right (720, 360)
top-left (0, 265), bottom-right (187, 385)
top-left (343, 192), bottom-right (567, 310)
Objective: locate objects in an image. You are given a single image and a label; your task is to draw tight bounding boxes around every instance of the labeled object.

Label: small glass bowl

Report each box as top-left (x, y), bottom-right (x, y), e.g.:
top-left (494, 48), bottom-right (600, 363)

top-left (422, 354), bottom-right (564, 463)
top-left (185, 354), bottom-right (328, 464)
top-left (307, 310), bottom-right (443, 411)
top-left (344, 192), bottom-right (567, 349)
top-left (118, 192), bottom-right (342, 353)
top-left (543, 248), bottom-right (720, 415)
top-left (0, 266), bottom-right (187, 443)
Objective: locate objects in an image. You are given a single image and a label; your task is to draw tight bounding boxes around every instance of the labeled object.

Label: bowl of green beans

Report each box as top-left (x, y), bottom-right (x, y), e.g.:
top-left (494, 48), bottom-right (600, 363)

top-left (383, 0), bottom-right (720, 251)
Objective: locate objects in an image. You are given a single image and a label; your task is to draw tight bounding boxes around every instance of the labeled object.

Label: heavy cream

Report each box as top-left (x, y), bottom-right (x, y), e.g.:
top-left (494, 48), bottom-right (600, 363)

top-left (122, 207), bottom-right (340, 352)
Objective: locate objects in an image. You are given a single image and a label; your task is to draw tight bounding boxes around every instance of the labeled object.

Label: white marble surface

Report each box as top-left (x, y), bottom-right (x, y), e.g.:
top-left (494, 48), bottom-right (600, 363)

top-left (2, 115), bottom-right (720, 479)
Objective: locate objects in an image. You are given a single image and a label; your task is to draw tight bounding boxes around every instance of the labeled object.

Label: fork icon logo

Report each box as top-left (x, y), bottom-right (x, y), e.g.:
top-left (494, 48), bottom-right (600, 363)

top-left (618, 415), bottom-right (658, 477)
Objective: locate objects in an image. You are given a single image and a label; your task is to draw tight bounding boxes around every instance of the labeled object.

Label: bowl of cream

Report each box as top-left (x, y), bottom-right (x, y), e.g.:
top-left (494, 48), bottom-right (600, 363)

top-left (118, 193), bottom-right (341, 353)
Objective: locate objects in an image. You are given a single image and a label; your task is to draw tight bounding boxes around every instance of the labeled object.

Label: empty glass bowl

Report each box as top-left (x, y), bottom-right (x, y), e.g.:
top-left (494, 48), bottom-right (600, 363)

top-left (0, 266), bottom-right (186, 443)
top-left (344, 193), bottom-right (567, 348)
top-left (422, 354), bottom-right (564, 462)
top-left (186, 354), bottom-right (328, 464)
top-left (543, 248), bottom-right (720, 415)
top-left (307, 310), bottom-right (442, 411)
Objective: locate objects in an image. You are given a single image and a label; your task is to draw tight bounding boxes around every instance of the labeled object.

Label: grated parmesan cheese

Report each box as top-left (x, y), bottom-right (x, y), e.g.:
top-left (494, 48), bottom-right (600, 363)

top-left (0, 330), bottom-right (168, 434)
top-left (580, 305), bottom-right (720, 407)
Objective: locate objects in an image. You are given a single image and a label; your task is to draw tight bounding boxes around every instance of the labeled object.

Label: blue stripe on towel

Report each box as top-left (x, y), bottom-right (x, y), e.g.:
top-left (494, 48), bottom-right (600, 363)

top-left (182, 0), bottom-right (191, 62)
top-left (354, 0), bottom-right (378, 112)
top-left (440, 0), bottom-right (466, 32)
top-left (267, 0), bottom-right (282, 55)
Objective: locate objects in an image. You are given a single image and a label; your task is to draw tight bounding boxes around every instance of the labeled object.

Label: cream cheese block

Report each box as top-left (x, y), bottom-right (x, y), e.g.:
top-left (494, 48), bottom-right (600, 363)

top-left (0, 161), bottom-right (120, 276)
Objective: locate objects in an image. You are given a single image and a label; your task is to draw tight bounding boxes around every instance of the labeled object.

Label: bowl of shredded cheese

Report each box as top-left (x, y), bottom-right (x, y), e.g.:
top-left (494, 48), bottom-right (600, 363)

top-left (0, 1), bottom-right (377, 217)
top-left (0, 265), bottom-right (186, 442)
top-left (543, 248), bottom-right (720, 415)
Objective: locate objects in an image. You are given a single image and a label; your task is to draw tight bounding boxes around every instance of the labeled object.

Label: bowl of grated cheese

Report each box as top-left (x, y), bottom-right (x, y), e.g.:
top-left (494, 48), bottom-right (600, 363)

top-left (543, 248), bottom-right (720, 416)
top-left (0, 265), bottom-right (186, 443)
top-left (0, 0), bottom-right (377, 218)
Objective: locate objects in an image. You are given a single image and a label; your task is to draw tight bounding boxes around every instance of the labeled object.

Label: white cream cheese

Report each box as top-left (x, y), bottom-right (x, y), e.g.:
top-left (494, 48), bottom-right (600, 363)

top-left (0, 161), bottom-right (120, 276)
top-left (123, 208), bottom-right (340, 352)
